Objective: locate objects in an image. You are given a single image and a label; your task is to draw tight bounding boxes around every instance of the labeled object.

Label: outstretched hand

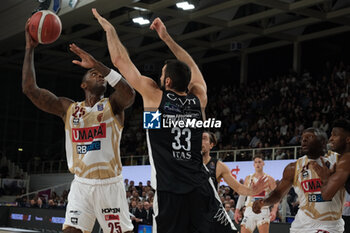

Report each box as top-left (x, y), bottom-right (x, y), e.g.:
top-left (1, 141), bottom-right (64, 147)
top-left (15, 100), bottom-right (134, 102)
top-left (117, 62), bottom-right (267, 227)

top-left (234, 209), bottom-right (242, 224)
top-left (309, 157), bottom-right (332, 183)
top-left (150, 17), bottom-right (169, 41)
top-left (25, 19), bottom-right (39, 49)
top-left (270, 210), bottom-right (277, 221)
top-left (92, 8), bottom-right (115, 33)
top-left (251, 175), bottom-right (268, 195)
top-left (69, 43), bottom-right (97, 69)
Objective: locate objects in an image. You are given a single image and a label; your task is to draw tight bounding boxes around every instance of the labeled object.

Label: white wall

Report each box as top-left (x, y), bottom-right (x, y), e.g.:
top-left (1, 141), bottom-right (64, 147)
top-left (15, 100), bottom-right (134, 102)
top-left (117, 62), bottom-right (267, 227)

top-left (29, 159), bottom-right (295, 191)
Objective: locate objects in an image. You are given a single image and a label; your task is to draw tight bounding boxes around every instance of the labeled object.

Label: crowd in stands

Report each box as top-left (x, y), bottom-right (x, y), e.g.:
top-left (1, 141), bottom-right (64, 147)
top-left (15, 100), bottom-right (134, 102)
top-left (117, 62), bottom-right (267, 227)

top-left (121, 61), bottom-right (350, 162)
top-left (15, 189), bottom-right (69, 209)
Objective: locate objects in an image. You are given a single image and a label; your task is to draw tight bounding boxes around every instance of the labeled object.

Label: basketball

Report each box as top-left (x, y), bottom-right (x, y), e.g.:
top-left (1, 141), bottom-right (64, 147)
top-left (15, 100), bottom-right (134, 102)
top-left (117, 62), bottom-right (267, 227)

top-left (28, 10), bottom-right (62, 44)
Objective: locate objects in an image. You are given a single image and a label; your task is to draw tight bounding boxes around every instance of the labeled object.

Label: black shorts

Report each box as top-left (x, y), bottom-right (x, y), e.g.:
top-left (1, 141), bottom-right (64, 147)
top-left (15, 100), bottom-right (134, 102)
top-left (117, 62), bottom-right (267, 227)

top-left (153, 180), bottom-right (237, 233)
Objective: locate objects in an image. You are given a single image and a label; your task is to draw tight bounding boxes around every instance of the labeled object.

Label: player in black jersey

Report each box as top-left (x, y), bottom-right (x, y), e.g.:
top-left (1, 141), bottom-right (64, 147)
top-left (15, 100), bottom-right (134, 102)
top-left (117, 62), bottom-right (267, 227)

top-left (202, 131), bottom-right (267, 194)
top-left (310, 119), bottom-right (350, 198)
top-left (92, 9), bottom-right (263, 233)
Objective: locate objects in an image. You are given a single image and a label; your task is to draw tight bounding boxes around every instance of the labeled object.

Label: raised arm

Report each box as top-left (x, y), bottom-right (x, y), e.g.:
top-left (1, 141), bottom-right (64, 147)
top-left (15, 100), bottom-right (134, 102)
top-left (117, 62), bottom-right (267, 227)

top-left (252, 162), bottom-right (295, 214)
top-left (150, 18), bottom-right (207, 107)
top-left (22, 19), bottom-right (73, 120)
top-left (69, 43), bottom-right (135, 118)
top-left (311, 155), bottom-right (350, 200)
top-left (218, 161), bottom-right (266, 196)
top-left (92, 9), bottom-right (160, 107)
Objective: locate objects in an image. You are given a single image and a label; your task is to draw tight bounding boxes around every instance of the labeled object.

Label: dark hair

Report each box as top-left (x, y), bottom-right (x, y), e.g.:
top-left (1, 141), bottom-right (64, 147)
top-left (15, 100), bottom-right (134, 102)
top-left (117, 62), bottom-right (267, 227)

top-left (303, 127), bottom-right (328, 144)
top-left (333, 119), bottom-right (350, 133)
top-left (164, 59), bottom-right (191, 92)
top-left (204, 131), bottom-right (217, 146)
top-left (253, 154), bottom-right (264, 161)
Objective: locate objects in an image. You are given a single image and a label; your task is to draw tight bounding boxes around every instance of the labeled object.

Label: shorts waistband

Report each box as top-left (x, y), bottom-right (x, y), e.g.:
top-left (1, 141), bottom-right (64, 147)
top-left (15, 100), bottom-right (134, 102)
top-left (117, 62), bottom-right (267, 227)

top-left (74, 174), bottom-right (123, 185)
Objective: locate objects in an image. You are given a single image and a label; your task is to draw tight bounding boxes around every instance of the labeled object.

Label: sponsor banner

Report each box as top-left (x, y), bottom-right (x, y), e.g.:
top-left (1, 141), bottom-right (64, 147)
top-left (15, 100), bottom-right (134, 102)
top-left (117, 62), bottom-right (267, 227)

top-left (122, 160), bottom-right (295, 185)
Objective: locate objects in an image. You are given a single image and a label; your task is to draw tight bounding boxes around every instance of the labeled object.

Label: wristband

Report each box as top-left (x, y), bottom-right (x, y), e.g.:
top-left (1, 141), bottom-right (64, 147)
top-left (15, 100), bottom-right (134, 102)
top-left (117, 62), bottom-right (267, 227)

top-left (105, 69), bottom-right (122, 87)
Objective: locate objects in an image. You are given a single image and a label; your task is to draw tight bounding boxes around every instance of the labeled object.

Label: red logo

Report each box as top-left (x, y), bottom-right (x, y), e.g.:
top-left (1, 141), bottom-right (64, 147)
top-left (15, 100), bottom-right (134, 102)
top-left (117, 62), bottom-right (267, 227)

top-left (105, 214), bottom-right (120, 221)
top-left (301, 179), bottom-right (322, 193)
top-left (253, 190), bottom-right (266, 197)
top-left (72, 123), bottom-right (106, 142)
top-left (230, 165), bottom-right (240, 179)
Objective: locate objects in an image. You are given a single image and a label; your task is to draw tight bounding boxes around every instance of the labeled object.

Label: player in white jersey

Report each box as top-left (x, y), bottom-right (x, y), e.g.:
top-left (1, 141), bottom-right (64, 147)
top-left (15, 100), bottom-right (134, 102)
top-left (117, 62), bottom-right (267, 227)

top-left (253, 128), bottom-right (345, 233)
top-left (22, 20), bottom-right (135, 233)
top-left (234, 155), bottom-right (278, 233)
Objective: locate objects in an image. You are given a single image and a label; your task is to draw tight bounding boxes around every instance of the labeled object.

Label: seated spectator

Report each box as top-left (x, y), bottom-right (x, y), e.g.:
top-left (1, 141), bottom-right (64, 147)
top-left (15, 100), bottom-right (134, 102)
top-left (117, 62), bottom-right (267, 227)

top-left (130, 200), bottom-right (137, 216)
top-left (48, 199), bottom-right (57, 209)
top-left (142, 201), bottom-right (153, 225)
top-left (225, 203), bottom-right (235, 221)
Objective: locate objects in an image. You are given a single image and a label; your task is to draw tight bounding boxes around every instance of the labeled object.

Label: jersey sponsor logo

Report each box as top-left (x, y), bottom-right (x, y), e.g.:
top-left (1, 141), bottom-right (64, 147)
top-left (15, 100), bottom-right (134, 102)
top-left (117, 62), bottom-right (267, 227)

top-left (71, 217), bottom-right (78, 225)
top-left (164, 102), bottom-right (182, 113)
top-left (172, 151), bottom-right (192, 160)
top-left (76, 141), bottom-right (101, 154)
top-left (308, 193), bottom-right (328, 202)
top-left (301, 179), bottom-right (322, 193)
top-left (105, 214), bottom-right (120, 221)
top-left (72, 123), bottom-right (106, 142)
top-left (166, 93), bottom-right (197, 105)
top-left (97, 104), bottom-right (104, 111)
top-left (302, 170), bottom-right (309, 178)
top-left (143, 111), bottom-right (161, 129)
top-left (102, 208), bottom-right (121, 214)
top-left (73, 118), bottom-right (79, 125)
top-left (69, 210), bottom-right (81, 215)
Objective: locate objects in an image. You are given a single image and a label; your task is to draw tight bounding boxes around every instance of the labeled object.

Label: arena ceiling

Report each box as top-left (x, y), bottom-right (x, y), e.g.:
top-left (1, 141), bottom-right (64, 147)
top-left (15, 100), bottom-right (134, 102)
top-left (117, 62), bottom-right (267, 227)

top-left (1, 0), bottom-right (350, 78)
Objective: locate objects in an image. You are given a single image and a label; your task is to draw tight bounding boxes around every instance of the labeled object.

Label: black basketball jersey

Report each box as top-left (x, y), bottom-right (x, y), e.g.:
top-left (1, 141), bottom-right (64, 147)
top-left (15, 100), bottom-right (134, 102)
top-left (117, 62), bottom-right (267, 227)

top-left (147, 90), bottom-right (208, 193)
top-left (205, 157), bottom-right (219, 190)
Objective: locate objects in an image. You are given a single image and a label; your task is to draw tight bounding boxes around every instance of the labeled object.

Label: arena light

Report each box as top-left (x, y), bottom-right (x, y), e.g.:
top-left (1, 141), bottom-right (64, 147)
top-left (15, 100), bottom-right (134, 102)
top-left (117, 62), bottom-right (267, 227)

top-left (132, 17), bottom-right (150, 25)
top-left (176, 1), bottom-right (195, 10)
top-left (132, 6), bottom-right (149, 12)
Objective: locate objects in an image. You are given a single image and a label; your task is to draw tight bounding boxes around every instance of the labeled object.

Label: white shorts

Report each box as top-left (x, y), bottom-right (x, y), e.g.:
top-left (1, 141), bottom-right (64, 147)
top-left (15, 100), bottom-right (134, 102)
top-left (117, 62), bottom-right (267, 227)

top-left (241, 207), bottom-right (270, 232)
top-left (63, 175), bottom-right (133, 233)
top-left (290, 209), bottom-right (344, 233)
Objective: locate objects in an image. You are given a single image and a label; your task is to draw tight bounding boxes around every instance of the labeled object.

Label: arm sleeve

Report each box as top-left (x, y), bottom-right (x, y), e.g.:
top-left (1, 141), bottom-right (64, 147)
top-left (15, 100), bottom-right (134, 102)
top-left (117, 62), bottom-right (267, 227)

top-left (236, 195), bottom-right (246, 210)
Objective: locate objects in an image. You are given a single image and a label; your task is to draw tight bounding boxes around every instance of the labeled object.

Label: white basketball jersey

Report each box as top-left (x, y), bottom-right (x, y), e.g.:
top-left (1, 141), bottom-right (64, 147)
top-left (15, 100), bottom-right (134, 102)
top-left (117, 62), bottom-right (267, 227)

top-left (64, 98), bottom-right (123, 179)
top-left (245, 173), bottom-right (272, 209)
top-left (293, 151), bottom-right (345, 221)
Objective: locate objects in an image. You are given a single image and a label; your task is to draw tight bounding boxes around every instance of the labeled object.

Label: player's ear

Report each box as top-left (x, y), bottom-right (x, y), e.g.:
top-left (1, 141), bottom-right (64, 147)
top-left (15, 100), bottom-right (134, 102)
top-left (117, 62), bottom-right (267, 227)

top-left (210, 142), bottom-right (214, 149)
top-left (80, 82), bottom-right (87, 89)
top-left (165, 77), bottom-right (172, 88)
top-left (346, 135), bottom-right (350, 144)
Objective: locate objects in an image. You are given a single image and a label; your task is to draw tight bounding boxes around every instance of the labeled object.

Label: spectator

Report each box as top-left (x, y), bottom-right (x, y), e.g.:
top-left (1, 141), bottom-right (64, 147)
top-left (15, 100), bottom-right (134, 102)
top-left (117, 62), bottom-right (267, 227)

top-left (125, 179), bottom-right (130, 191)
top-left (130, 200), bottom-right (137, 216)
top-left (225, 203), bottom-right (235, 221)
top-left (142, 201), bottom-right (153, 225)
